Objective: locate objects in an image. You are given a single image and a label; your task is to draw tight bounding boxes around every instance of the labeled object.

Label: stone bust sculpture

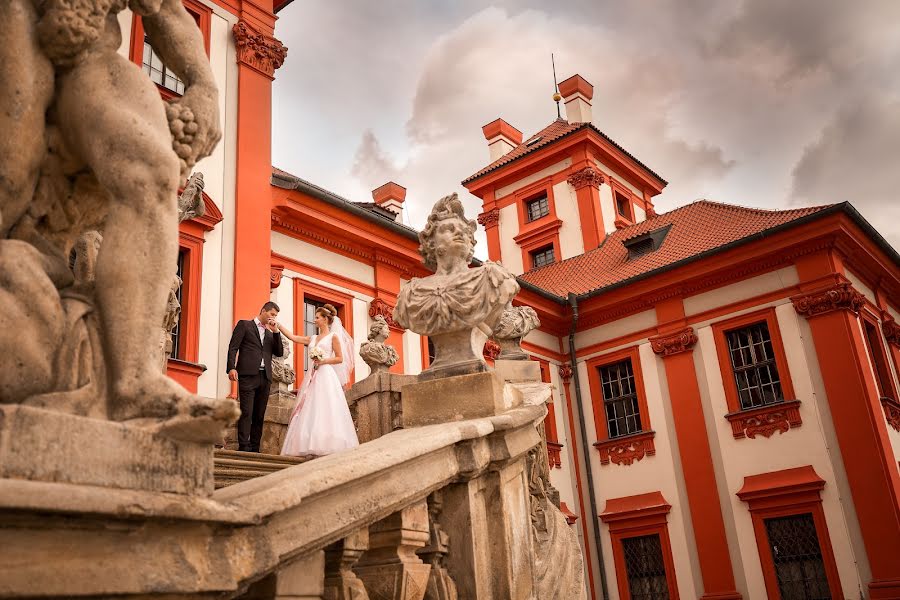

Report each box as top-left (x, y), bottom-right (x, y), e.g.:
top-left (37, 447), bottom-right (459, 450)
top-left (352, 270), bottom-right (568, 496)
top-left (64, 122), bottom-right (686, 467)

top-left (393, 193), bottom-right (519, 377)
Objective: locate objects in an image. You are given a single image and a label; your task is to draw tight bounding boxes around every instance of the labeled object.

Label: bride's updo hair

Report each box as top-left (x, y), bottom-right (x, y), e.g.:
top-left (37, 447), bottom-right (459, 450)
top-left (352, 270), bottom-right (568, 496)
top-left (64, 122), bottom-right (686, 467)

top-left (315, 304), bottom-right (338, 324)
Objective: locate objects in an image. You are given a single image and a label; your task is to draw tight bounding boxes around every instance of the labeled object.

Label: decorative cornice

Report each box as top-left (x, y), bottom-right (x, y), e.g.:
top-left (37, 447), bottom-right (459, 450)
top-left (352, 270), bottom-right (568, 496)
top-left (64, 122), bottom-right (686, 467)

top-left (368, 298), bottom-right (403, 331)
top-left (882, 316), bottom-right (900, 348)
top-left (477, 208), bottom-right (500, 229)
top-left (725, 400), bottom-right (802, 440)
top-left (558, 363), bottom-right (573, 384)
top-left (883, 397), bottom-right (900, 432)
top-left (791, 281), bottom-right (865, 319)
top-left (483, 339), bottom-right (501, 360)
top-left (594, 431), bottom-right (656, 466)
top-left (547, 441), bottom-right (563, 469)
top-left (650, 327), bottom-right (697, 357)
top-left (272, 214), bottom-right (375, 262)
top-left (233, 20), bottom-right (287, 78)
top-left (566, 167), bottom-right (605, 190)
top-left (270, 264), bottom-right (284, 289)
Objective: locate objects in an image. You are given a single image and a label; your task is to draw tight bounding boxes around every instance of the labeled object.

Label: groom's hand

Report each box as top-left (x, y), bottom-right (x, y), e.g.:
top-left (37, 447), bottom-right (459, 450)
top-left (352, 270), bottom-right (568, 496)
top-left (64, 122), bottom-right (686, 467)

top-left (228, 369), bottom-right (238, 381)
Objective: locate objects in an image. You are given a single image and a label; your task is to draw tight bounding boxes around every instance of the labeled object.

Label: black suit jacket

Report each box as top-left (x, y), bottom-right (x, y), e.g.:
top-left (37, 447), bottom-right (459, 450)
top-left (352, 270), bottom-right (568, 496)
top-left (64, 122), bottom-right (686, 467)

top-left (226, 320), bottom-right (284, 381)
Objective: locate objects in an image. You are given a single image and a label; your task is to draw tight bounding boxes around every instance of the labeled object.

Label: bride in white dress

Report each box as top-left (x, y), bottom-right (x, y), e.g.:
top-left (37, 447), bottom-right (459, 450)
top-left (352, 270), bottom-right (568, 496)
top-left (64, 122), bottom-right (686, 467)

top-left (278, 304), bottom-right (359, 457)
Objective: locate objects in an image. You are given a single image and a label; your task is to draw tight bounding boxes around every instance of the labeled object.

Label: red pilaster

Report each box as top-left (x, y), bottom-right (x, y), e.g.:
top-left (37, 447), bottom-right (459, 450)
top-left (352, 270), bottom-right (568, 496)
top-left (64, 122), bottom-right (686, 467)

top-left (232, 13), bottom-right (286, 321)
top-left (793, 254), bottom-right (900, 598)
top-left (477, 208), bottom-right (501, 261)
top-left (651, 300), bottom-right (742, 600)
top-left (566, 167), bottom-right (605, 251)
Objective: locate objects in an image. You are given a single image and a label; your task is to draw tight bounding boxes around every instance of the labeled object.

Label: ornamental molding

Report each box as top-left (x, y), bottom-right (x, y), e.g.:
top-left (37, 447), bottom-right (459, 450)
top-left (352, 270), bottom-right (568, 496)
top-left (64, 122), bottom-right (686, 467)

top-left (547, 441), bottom-right (563, 469)
top-left (566, 167), bottom-right (605, 190)
top-left (791, 281), bottom-right (865, 319)
top-left (650, 327), bottom-right (697, 357)
top-left (883, 397), bottom-right (900, 432)
top-left (483, 339), bottom-right (501, 360)
top-left (233, 21), bottom-right (287, 78)
top-left (270, 264), bottom-right (284, 289)
top-left (558, 363), bottom-right (573, 384)
top-left (368, 298), bottom-right (404, 331)
top-left (726, 400), bottom-right (802, 440)
top-left (272, 214), bottom-right (375, 262)
top-left (477, 208), bottom-right (500, 229)
top-left (594, 431), bottom-right (656, 466)
top-left (882, 316), bottom-right (900, 348)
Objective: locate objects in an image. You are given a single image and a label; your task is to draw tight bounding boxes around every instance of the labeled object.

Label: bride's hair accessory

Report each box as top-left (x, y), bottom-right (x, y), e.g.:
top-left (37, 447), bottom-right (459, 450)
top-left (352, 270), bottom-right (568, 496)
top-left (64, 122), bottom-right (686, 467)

top-left (315, 303), bottom-right (338, 324)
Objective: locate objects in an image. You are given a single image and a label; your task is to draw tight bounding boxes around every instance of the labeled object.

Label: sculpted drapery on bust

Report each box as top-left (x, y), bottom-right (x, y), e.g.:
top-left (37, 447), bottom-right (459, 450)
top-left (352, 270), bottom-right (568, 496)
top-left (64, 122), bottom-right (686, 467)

top-left (393, 193), bottom-right (519, 377)
top-left (0, 0), bottom-right (236, 441)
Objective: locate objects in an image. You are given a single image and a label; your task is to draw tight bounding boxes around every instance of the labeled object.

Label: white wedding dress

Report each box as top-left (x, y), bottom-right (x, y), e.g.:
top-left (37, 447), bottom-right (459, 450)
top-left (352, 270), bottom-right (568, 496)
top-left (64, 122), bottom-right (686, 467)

top-left (281, 330), bottom-right (359, 457)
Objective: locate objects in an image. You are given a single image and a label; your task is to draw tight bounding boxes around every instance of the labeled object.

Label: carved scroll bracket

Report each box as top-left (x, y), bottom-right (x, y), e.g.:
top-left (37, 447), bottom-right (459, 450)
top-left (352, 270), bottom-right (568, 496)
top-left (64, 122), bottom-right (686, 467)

top-left (369, 298), bottom-right (404, 332)
top-left (726, 400), bottom-right (802, 440)
top-left (650, 327), bottom-right (698, 357)
top-left (791, 281), bottom-right (865, 318)
top-left (270, 264), bottom-right (284, 289)
top-left (593, 431), bottom-right (656, 466)
top-left (558, 363), bottom-right (573, 384)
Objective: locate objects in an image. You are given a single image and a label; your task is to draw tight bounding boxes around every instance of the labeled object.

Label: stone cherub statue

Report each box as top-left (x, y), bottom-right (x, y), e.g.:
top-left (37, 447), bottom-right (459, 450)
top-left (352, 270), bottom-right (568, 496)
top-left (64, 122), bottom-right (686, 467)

top-left (359, 315), bottom-right (399, 373)
top-left (0, 0), bottom-right (236, 440)
top-left (393, 193), bottom-right (519, 378)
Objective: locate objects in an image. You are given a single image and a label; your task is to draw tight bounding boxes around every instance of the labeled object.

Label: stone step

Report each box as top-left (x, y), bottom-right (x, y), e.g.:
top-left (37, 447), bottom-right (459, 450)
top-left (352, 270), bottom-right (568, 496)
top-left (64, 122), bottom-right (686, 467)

top-left (213, 449), bottom-right (310, 488)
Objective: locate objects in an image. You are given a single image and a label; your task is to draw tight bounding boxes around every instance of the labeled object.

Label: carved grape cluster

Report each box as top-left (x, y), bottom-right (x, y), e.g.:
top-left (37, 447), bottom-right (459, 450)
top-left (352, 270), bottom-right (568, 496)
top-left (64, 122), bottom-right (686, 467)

top-left (166, 102), bottom-right (200, 174)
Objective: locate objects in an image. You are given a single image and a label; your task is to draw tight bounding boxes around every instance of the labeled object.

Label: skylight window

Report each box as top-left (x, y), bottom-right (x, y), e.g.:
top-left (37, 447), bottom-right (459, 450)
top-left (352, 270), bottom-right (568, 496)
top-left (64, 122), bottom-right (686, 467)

top-left (525, 136), bottom-right (543, 146)
top-left (623, 225), bottom-right (671, 261)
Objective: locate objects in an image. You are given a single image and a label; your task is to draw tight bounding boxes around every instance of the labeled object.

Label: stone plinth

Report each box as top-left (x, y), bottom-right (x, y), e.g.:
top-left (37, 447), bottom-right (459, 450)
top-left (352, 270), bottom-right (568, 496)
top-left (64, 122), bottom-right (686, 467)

top-left (402, 371), bottom-right (520, 427)
top-left (346, 371), bottom-right (417, 442)
top-left (493, 359), bottom-right (541, 383)
top-left (0, 404), bottom-right (213, 496)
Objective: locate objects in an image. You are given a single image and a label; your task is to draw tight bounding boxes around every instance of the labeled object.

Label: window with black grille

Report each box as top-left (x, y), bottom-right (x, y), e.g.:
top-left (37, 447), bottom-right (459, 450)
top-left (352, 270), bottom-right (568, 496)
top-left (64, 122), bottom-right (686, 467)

top-left (725, 322), bottom-right (784, 410)
top-left (169, 249), bottom-right (186, 360)
top-left (598, 359), bottom-right (643, 438)
top-left (303, 299), bottom-right (327, 371)
top-left (530, 245), bottom-right (555, 268)
top-left (526, 195), bottom-right (550, 222)
top-left (142, 38), bottom-right (186, 95)
top-left (862, 319), bottom-right (895, 400)
top-left (622, 534), bottom-right (671, 600)
top-left (764, 513), bottom-right (832, 600)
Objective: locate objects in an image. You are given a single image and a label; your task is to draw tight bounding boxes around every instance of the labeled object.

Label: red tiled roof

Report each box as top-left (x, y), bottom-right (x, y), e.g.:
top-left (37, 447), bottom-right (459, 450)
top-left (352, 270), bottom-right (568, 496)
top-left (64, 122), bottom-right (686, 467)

top-left (462, 119), bottom-right (667, 185)
top-left (520, 201), bottom-right (835, 297)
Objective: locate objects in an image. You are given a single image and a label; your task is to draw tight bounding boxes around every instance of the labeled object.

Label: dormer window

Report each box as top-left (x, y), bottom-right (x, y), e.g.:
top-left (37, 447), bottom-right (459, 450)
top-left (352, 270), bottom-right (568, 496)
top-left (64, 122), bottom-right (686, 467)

top-left (526, 195), bottom-right (550, 222)
top-left (531, 245), bottom-right (555, 268)
top-left (623, 225), bottom-right (670, 260)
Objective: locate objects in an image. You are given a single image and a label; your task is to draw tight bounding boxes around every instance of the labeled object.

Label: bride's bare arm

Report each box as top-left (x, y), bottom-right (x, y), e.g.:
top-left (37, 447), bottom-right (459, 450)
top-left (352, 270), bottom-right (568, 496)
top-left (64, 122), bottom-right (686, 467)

top-left (277, 323), bottom-right (310, 345)
top-left (323, 337), bottom-right (343, 365)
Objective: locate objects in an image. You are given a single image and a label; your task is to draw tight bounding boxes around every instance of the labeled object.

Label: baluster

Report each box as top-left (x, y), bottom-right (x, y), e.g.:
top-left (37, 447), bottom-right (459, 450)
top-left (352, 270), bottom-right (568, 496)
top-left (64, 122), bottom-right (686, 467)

top-left (416, 490), bottom-right (458, 600)
top-left (324, 528), bottom-right (369, 600)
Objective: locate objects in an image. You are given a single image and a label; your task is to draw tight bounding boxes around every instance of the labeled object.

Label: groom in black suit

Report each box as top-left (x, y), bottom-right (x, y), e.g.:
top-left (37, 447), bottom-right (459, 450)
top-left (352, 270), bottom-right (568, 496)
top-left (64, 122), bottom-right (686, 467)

top-left (227, 301), bottom-right (285, 452)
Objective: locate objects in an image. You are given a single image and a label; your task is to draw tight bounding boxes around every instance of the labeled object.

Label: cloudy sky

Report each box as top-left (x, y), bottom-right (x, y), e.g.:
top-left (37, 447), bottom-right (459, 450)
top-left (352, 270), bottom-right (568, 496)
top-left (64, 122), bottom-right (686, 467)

top-left (272, 0), bottom-right (900, 258)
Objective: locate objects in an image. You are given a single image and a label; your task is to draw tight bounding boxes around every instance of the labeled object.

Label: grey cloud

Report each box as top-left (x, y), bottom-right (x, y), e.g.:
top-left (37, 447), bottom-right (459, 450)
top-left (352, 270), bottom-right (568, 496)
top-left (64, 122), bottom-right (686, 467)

top-left (350, 130), bottom-right (402, 192)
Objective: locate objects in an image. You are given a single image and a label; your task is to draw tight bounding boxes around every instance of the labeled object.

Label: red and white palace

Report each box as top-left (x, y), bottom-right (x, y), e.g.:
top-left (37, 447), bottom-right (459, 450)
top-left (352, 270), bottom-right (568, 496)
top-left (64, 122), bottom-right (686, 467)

top-left (120, 1), bottom-right (900, 598)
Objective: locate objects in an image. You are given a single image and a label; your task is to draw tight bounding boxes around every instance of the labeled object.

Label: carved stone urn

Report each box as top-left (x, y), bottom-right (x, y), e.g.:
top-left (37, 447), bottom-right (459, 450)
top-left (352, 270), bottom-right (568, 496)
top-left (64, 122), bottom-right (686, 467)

top-left (393, 193), bottom-right (519, 379)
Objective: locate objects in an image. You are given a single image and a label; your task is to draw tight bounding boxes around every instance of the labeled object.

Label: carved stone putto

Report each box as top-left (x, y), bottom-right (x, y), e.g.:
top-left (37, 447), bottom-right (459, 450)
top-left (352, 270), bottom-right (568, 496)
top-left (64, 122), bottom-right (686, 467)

top-left (359, 316), bottom-right (399, 373)
top-left (477, 208), bottom-right (500, 228)
top-left (650, 327), bottom-right (698, 356)
top-left (791, 281), bottom-right (865, 318)
top-left (493, 303), bottom-right (541, 360)
top-left (233, 20), bottom-right (287, 78)
top-left (394, 193), bottom-right (519, 378)
top-left (566, 167), bottom-right (605, 190)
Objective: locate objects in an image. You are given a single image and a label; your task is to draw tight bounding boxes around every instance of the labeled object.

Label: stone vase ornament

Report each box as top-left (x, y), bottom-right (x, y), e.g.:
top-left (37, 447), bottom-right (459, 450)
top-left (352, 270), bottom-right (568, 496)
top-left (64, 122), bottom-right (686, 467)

top-left (393, 193), bottom-right (519, 379)
top-left (493, 303), bottom-right (541, 360)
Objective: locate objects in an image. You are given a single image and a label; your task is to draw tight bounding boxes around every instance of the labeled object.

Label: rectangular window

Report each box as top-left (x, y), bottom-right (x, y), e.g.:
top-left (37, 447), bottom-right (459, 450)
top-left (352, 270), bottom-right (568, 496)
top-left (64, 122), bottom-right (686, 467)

top-left (622, 534), bottom-right (671, 600)
top-left (599, 359), bottom-right (642, 438)
top-left (862, 319), bottom-right (896, 400)
top-left (170, 249), bottom-right (187, 360)
top-left (616, 192), bottom-right (630, 218)
top-left (142, 38), bottom-right (185, 95)
top-left (764, 513), bottom-right (832, 600)
top-left (725, 322), bottom-right (784, 410)
top-left (526, 195), bottom-right (550, 222)
top-left (530, 245), bottom-right (555, 269)
top-left (303, 299), bottom-right (326, 371)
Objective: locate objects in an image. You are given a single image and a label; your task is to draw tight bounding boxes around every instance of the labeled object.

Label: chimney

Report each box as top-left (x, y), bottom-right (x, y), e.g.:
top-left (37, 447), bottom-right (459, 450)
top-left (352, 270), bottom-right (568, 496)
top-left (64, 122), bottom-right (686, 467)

top-left (482, 118), bottom-right (523, 162)
top-left (372, 181), bottom-right (406, 222)
top-left (558, 74), bottom-right (593, 123)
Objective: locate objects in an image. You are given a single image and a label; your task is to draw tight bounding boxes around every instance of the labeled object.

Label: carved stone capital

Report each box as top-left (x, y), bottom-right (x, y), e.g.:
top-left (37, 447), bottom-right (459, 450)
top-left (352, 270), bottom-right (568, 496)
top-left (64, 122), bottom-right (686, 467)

top-left (650, 327), bottom-right (698, 356)
top-left (791, 281), bottom-right (865, 318)
top-left (558, 363), bottom-right (573, 384)
top-left (270, 264), bottom-right (284, 290)
top-left (369, 298), bottom-right (404, 331)
top-left (233, 21), bottom-right (287, 78)
top-left (477, 208), bottom-right (500, 229)
top-left (566, 167), bottom-right (605, 190)
top-left (882, 316), bottom-right (900, 348)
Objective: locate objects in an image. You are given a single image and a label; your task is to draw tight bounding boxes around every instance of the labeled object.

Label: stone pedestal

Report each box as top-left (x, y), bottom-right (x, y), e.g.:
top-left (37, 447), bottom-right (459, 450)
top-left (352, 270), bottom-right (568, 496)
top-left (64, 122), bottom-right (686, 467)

top-left (401, 371), bottom-right (520, 428)
top-left (0, 404), bottom-right (214, 495)
top-left (493, 359), bottom-right (541, 384)
top-left (419, 327), bottom-right (490, 381)
top-left (346, 371), bottom-right (417, 442)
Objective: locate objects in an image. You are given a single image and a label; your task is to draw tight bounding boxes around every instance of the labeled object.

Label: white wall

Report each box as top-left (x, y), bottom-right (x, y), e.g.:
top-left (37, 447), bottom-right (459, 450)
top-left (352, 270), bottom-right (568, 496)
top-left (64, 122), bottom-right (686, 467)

top-left (498, 204), bottom-right (524, 274)
top-left (553, 180), bottom-right (585, 260)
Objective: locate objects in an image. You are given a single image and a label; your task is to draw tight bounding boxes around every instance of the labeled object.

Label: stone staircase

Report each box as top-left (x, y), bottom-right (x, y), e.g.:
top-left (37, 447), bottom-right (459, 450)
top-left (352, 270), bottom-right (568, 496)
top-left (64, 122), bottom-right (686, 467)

top-left (214, 449), bottom-right (309, 488)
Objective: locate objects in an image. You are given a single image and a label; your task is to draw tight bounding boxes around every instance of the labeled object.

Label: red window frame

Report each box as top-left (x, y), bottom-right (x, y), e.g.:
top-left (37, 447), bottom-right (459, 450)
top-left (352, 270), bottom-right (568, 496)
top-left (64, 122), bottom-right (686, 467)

top-left (292, 278), bottom-right (355, 385)
top-left (586, 346), bottom-right (656, 465)
top-left (711, 308), bottom-right (802, 439)
top-left (129, 0), bottom-right (212, 100)
top-left (600, 491), bottom-right (681, 600)
top-left (609, 178), bottom-right (635, 228)
top-left (860, 310), bottom-right (898, 401)
top-left (737, 465), bottom-right (843, 600)
top-left (512, 178), bottom-right (562, 270)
